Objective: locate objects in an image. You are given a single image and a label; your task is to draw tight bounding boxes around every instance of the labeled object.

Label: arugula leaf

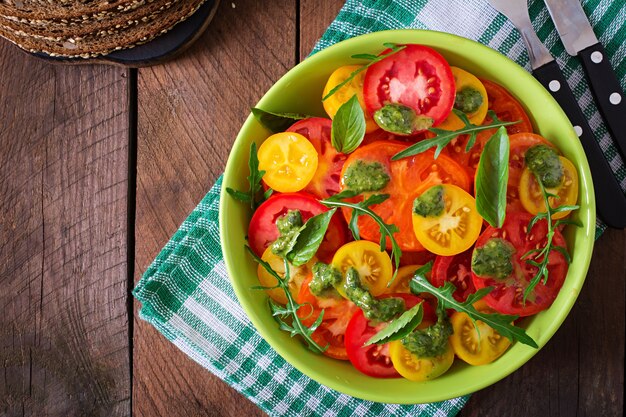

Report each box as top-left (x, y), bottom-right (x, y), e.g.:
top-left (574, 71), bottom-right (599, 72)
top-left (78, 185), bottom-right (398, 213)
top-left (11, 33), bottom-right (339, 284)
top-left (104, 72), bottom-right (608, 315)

top-left (475, 126), bottom-right (510, 228)
top-left (286, 209), bottom-right (337, 266)
top-left (322, 43), bottom-right (406, 101)
top-left (391, 110), bottom-right (519, 161)
top-left (225, 142), bottom-right (266, 210)
top-left (246, 246), bottom-right (327, 353)
top-left (322, 191), bottom-right (402, 283)
top-left (364, 302), bottom-right (424, 346)
top-left (409, 262), bottom-right (538, 348)
top-left (251, 108), bottom-right (310, 133)
top-left (331, 95), bottom-right (366, 154)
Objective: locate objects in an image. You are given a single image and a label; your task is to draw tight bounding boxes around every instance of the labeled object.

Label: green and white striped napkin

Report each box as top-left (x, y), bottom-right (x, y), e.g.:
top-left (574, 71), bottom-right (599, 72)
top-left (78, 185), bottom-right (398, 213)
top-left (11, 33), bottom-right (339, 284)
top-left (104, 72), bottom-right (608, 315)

top-left (134, 1), bottom-right (625, 416)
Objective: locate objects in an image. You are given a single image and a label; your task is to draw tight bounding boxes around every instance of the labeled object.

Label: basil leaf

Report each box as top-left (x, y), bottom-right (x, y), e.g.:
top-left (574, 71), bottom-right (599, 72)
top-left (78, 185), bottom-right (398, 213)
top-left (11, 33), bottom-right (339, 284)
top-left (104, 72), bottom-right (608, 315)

top-left (251, 108), bottom-right (310, 133)
top-left (409, 262), bottom-right (538, 348)
top-left (331, 95), bottom-right (366, 154)
top-left (364, 302), bottom-right (424, 346)
top-left (475, 126), bottom-right (509, 228)
top-left (286, 209), bottom-right (337, 266)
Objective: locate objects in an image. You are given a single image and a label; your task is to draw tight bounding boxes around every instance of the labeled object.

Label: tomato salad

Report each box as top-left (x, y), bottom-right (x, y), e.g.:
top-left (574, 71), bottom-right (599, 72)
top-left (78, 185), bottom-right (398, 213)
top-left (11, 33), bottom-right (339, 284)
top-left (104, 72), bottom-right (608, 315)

top-left (228, 43), bottom-right (581, 382)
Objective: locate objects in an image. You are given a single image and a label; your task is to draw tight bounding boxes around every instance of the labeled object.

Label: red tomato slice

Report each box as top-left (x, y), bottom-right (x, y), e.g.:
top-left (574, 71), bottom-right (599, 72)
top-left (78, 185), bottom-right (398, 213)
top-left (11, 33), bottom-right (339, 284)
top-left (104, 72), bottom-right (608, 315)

top-left (247, 192), bottom-right (348, 261)
top-left (471, 212), bottom-right (568, 316)
top-left (344, 293), bottom-right (435, 377)
top-left (340, 141), bottom-right (470, 251)
top-left (286, 118), bottom-right (347, 199)
top-left (431, 249), bottom-right (476, 302)
top-left (363, 44), bottom-right (455, 127)
top-left (444, 79), bottom-right (534, 178)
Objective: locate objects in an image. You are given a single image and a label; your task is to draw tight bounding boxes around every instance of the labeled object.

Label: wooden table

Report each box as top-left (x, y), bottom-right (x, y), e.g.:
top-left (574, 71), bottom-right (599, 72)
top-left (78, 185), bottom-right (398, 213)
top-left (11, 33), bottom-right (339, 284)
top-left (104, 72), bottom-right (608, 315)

top-left (1, 1), bottom-right (624, 416)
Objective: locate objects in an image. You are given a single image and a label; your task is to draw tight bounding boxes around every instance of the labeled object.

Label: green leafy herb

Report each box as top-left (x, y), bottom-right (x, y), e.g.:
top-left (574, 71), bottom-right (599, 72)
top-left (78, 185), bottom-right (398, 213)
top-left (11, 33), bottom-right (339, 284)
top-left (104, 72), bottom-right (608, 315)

top-left (331, 95), bottom-right (366, 154)
top-left (475, 126), bottom-right (510, 228)
top-left (246, 246), bottom-right (327, 354)
top-left (322, 43), bottom-right (406, 101)
top-left (251, 108), bottom-right (310, 133)
top-left (225, 142), bottom-right (266, 210)
top-left (286, 209), bottom-right (337, 266)
top-left (364, 302), bottom-right (424, 346)
top-left (521, 174), bottom-right (580, 302)
top-left (322, 190), bottom-right (402, 283)
top-left (391, 110), bottom-right (519, 160)
top-left (409, 262), bottom-right (538, 348)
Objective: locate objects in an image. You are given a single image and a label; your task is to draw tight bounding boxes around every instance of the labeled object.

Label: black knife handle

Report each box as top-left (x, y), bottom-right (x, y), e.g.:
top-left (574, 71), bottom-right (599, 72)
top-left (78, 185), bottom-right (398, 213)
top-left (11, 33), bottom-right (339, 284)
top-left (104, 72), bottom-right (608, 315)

top-left (579, 43), bottom-right (626, 161)
top-left (533, 60), bottom-right (626, 228)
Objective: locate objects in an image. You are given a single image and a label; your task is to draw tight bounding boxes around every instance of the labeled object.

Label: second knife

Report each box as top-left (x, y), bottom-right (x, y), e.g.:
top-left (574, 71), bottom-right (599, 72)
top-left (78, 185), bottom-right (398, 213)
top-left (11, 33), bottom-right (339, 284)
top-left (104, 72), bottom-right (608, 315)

top-left (488, 0), bottom-right (626, 228)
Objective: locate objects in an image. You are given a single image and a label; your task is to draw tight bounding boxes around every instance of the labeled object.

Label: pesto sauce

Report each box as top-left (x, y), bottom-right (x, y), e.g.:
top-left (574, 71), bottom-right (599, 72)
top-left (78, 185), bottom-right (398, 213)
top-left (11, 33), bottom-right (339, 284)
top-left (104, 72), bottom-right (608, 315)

top-left (373, 103), bottom-right (433, 135)
top-left (270, 210), bottom-right (303, 257)
top-left (413, 185), bottom-right (445, 217)
top-left (401, 316), bottom-right (453, 357)
top-left (454, 87), bottom-right (483, 114)
top-left (525, 145), bottom-right (563, 188)
top-left (343, 160), bottom-right (390, 194)
top-left (471, 238), bottom-right (516, 279)
top-left (343, 267), bottom-right (404, 322)
top-left (310, 262), bottom-right (342, 296)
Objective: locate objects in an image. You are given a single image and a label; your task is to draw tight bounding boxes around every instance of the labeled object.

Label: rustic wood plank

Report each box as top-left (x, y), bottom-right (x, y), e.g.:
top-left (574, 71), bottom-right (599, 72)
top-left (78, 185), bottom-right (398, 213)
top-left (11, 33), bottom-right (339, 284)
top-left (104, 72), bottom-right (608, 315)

top-left (459, 229), bottom-right (625, 416)
top-left (133, 1), bottom-right (298, 416)
top-left (0, 43), bottom-right (131, 416)
top-left (299, 0), bottom-right (343, 58)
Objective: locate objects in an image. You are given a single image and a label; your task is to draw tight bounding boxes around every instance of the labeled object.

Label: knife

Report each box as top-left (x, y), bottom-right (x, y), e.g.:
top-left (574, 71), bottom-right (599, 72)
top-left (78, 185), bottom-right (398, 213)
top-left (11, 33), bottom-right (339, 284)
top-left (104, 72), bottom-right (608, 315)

top-left (488, 0), bottom-right (626, 228)
top-left (544, 0), bottom-right (626, 162)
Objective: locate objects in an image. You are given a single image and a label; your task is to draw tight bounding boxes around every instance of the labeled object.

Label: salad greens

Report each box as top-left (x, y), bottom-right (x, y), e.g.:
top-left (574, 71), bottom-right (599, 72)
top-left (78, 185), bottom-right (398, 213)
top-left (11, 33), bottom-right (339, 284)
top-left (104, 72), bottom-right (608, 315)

top-left (251, 108), bottom-right (310, 133)
top-left (225, 142), bottom-right (268, 210)
top-left (365, 302), bottom-right (424, 346)
top-left (475, 126), bottom-right (510, 228)
top-left (331, 95), bottom-right (366, 154)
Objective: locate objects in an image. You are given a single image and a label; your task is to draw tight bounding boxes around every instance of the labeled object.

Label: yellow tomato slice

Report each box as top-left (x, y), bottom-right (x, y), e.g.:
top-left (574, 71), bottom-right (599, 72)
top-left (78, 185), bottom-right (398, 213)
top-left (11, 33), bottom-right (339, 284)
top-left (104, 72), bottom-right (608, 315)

top-left (389, 340), bottom-right (454, 382)
top-left (518, 156), bottom-right (579, 219)
top-left (257, 247), bottom-right (316, 305)
top-left (412, 184), bottom-right (483, 256)
top-left (384, 264), bottom-right (422, 294)
top-left (450, 301), bottom-right (512, 365)
top-left (322, 65), bottom-right (379, 133)
top-left (436, 67), bottom-right (488, 130)
top-left (257, 132), bottom-right (318, 193)
top-left (331, 240), bottom-right (392, 298)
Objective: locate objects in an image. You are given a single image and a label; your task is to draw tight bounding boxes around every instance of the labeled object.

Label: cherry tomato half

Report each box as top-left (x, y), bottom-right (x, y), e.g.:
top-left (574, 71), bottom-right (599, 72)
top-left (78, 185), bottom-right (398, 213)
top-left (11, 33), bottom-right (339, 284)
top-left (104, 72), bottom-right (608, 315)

top-left (364, 44), bottom-right (456, 127)
top-left (247, 192), bottom-right (348, 261)
top-left (471, 211), bottom-right (568, 316)
top-left (331, 240), bottom-right (393, 298)
top-left (257, 247), bottom-right (316, 305)
top-left (287, 118), bottom-right (347, 199)
top-left (389, 339), bottom-right (455, 382)
top-left (340, 141), bottom-right (470, 251)
top-left (437, 67), bottom-right (488, 130)
top-left (431, 249), bottom-right (476, 302)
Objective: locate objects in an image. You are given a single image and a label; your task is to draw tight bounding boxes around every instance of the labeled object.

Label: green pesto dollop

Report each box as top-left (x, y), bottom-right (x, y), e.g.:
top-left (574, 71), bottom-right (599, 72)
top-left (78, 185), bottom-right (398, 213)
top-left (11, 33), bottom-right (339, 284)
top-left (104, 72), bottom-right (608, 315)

top-left (343, 160), bottom-right (390, 194)
top-left (402, 316), bottom-right (452, 357)
top-left (343, 267), bottom-right (404, 322)
top-left (309, 262), bottom-right (342, 296)
top-left (373, 103), bottom-right (433, 135)
top-left (471, 238), bottom-right (516, 280)
top-left (270, 210), bottom-right (303, 256)
top-left (525, 144), bottom-right (563, 188)
top-left (413, 185), bottom-right (445, 218)
top-left (454, 87), bottom-right (483, 114)
top-left (402, 315), bottom-right (452, 357)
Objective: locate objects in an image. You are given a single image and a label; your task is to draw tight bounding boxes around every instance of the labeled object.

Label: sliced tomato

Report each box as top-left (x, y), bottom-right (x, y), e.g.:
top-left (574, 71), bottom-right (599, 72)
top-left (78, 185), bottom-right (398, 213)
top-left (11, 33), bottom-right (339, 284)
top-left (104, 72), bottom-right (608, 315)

top-left (297, 274), bottom-right (358, 360)
top-left (287, 118), bottom-right (347, 199)
top-left (399, 250), bottom-right (437, 267)
top-left (331, 241), bottom-right (393, 298)
top-left (471, 211), bottom-right (568, 316)
top-left (444, 79), bottom-right (534, 178)
top-left (257, 247), bottom-right (316, 305)
top-left (389, 339), bottom-right (455, 382)
top-left (436, 67), bottom-right (489, 130)
top-left (340, 141), bottom-right (470, 251)
top-left (344, 294), bottom-right (434, 377)
top-left (247, 192), bottom-right (348, 261)
top-left (363, 44), bottom-right (455, 127)
top-left (431, 249), bottom-right (476, 302)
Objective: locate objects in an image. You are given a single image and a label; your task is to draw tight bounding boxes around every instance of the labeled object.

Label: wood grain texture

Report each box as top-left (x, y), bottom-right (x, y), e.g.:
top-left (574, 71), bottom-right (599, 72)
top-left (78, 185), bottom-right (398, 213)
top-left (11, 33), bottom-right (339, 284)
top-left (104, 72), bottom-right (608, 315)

top-left (299, 0), bottom-right (344, 58)
top-left (459, 228), bottom-right (625, 417)
top-left (133, 1), bottom-right (298, 416)
top-left (0, 41), bottom-right (131, 417)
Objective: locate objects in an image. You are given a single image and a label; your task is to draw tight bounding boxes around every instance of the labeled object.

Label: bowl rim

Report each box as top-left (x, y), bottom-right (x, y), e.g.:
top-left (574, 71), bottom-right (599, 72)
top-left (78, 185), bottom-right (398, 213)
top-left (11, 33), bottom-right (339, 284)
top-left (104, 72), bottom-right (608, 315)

top-left (220, 28), bottom-right (596, 404)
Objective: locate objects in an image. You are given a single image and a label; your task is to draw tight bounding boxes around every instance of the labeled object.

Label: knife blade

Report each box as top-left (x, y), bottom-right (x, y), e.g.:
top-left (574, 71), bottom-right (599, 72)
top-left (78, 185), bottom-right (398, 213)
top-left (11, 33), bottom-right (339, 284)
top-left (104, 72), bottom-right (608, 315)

top-left (544, 0), bottom-right (626, 162)
top-left (488, 0), bottom-right (626, 228)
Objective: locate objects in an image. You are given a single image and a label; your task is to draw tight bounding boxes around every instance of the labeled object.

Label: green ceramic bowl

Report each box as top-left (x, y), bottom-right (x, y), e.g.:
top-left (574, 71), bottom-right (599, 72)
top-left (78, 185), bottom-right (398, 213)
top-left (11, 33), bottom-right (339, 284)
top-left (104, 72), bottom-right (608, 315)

top-left (220, 29), bottom-right (596, 404)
